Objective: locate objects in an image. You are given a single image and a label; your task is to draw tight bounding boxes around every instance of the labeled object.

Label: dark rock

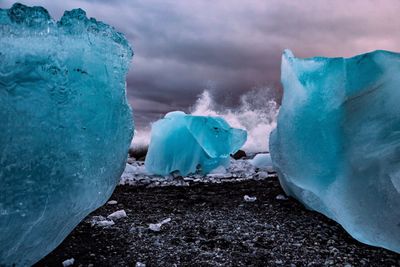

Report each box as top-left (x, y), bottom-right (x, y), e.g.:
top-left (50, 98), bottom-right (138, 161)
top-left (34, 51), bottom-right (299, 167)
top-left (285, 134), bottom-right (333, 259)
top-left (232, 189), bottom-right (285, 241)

top-left (128, 146), bottom-right (148, 160)
top-left (137, 156), bottom-right (146, 161)
top-left (231, 150), bottom-right (246, 160)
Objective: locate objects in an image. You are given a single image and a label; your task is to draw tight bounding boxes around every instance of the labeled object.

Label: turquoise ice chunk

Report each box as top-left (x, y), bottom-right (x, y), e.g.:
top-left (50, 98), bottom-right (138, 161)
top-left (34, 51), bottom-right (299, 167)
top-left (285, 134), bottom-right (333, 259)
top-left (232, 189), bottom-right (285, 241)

top-left (0, 4), bottom-right (133, 265)
top-left (145, 111), bottom-right (247, 176)
top-left (270, 49), bottom-right (400, 253)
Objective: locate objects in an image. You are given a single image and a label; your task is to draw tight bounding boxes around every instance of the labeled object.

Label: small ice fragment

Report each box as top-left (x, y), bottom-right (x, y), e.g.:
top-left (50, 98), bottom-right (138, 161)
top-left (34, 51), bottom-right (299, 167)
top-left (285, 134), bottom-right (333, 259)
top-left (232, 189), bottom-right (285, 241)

top-left (95, 220), bottom-right (115, 227)
top-left (276, 194), bottom-right (288, 200)
top-left (149, 218), bottom-right (171, 232)
top-left (244, 195), bottom-right (257, 202)
top-left (107, 200), bottom-right (118, 205)
top-left (250, 153), bottom-right (273, 170)
top-left (149, 223), bottom-right (161, 232)
top-left (62, 258), bottom-right (75, 267)
top-left (136, 262), bottom-right (146, 267)
top-left (206, 165), bottom-right (229, 178)
top-left (161, 218), bottom-right (171, 224)
top-left (209, 165), bottom-right (227, 175)
top-left (256, 171), bottom-right (270, 179)
top-left (107, 210), bottom-right (127, 220)
top-left (90, 216), bottom-right (115, 227)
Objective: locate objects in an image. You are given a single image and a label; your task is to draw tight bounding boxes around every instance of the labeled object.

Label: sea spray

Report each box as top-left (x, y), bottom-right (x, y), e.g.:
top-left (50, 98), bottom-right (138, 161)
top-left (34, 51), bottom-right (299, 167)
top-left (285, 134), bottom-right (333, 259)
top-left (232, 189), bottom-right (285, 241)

top-left (131, 87), bottom-right (278, 153)
top-left (191, 88), bottom-right (278, 153)
top-left (131, 128), bottom-right (151, 150)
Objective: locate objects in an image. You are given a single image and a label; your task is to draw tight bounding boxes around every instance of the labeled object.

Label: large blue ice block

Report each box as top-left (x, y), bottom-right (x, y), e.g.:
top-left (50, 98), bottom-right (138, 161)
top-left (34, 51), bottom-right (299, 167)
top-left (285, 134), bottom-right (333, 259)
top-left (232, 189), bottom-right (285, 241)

top-left (145, 111), bottom-right (247, 176)
top-left (0, 4), bottom-right (133, 265)
top-left (270, 49), bottom-right (400, 253)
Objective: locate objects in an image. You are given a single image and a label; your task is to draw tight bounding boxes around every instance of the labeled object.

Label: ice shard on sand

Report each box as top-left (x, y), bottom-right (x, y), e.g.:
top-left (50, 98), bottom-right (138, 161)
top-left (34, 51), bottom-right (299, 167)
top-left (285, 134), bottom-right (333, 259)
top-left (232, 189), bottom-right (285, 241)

top-left (270, 49), bottom-right (400, 253)
top-left (0, 4), bottom-right (133, 265)
top-left (145, 111), bottom-right (247, 176)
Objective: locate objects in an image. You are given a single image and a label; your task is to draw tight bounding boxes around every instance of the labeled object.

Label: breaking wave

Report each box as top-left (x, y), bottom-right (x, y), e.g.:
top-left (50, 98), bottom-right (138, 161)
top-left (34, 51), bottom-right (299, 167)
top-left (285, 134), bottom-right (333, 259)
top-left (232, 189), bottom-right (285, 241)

top-left (190, 88), bottom-right (278, 153)
top-left (131, 87), bottom-right (279, 153)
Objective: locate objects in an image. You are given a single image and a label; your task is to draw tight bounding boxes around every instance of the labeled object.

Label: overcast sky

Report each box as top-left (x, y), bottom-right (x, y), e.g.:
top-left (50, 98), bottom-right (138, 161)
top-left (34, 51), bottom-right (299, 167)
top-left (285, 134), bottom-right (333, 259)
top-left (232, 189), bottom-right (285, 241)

top-left (2, 0), bottom-right (400, 127)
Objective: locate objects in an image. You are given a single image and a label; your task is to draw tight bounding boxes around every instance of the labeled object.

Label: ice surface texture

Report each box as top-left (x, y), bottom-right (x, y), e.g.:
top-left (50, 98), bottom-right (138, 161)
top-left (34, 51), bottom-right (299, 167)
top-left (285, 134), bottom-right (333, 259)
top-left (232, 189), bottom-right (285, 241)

top-left (145, 111), bottom-right (247, 176)
top-left (250, 153), bottom-right (273, 171)
top-left (0, 4), bottom-right (133, 265)
top-left (270, 49), bottom-right (400, 253)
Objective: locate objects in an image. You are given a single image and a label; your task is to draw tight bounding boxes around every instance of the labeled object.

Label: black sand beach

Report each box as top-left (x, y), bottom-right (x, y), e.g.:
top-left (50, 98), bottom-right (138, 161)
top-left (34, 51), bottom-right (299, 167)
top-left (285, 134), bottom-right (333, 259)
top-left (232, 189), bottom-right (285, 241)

top-left (36, 177), bottom-right (400, 267)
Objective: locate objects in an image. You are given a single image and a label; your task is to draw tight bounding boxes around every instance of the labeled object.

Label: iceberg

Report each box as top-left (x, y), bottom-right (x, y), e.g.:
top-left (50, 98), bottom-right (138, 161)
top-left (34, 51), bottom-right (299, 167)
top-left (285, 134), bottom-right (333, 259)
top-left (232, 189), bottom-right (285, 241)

top-left (145, 111), bottom-right (247, 176)
top-left (0, 4), bottom-right (133, 265)
top-left (270, 49), bottom-right (400, 253)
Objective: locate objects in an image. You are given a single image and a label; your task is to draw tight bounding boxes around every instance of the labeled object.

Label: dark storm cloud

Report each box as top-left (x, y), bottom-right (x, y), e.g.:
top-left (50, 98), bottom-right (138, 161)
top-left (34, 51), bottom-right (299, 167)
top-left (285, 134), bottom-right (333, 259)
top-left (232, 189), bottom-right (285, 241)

top-left (2, 0), bottom-right (400, 127)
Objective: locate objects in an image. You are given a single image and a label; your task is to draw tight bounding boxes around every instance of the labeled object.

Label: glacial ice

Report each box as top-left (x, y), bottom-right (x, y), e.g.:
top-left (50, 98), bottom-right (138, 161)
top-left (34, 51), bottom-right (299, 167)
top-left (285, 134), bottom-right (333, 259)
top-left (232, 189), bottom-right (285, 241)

top-left (250, 153), bottom-right (273, 171)
top-left (243, 195), bottom-right (257, 202)
top-left (107, 210), bottom-right (127, 221)
top-left (62, 258), bottom-right (75, 267)
top-left (270, 49), bottom-right (400, 253)
top-left (145, 111), bottom-right (247, 176)
top-left (0, 4), bottom-right (133, 266)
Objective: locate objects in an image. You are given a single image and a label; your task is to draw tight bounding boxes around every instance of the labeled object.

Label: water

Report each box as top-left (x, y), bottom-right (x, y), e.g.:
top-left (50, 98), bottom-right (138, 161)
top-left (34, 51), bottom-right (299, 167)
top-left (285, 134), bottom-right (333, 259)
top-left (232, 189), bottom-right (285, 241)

top-left (131, 87), bottom-right (278, 153)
